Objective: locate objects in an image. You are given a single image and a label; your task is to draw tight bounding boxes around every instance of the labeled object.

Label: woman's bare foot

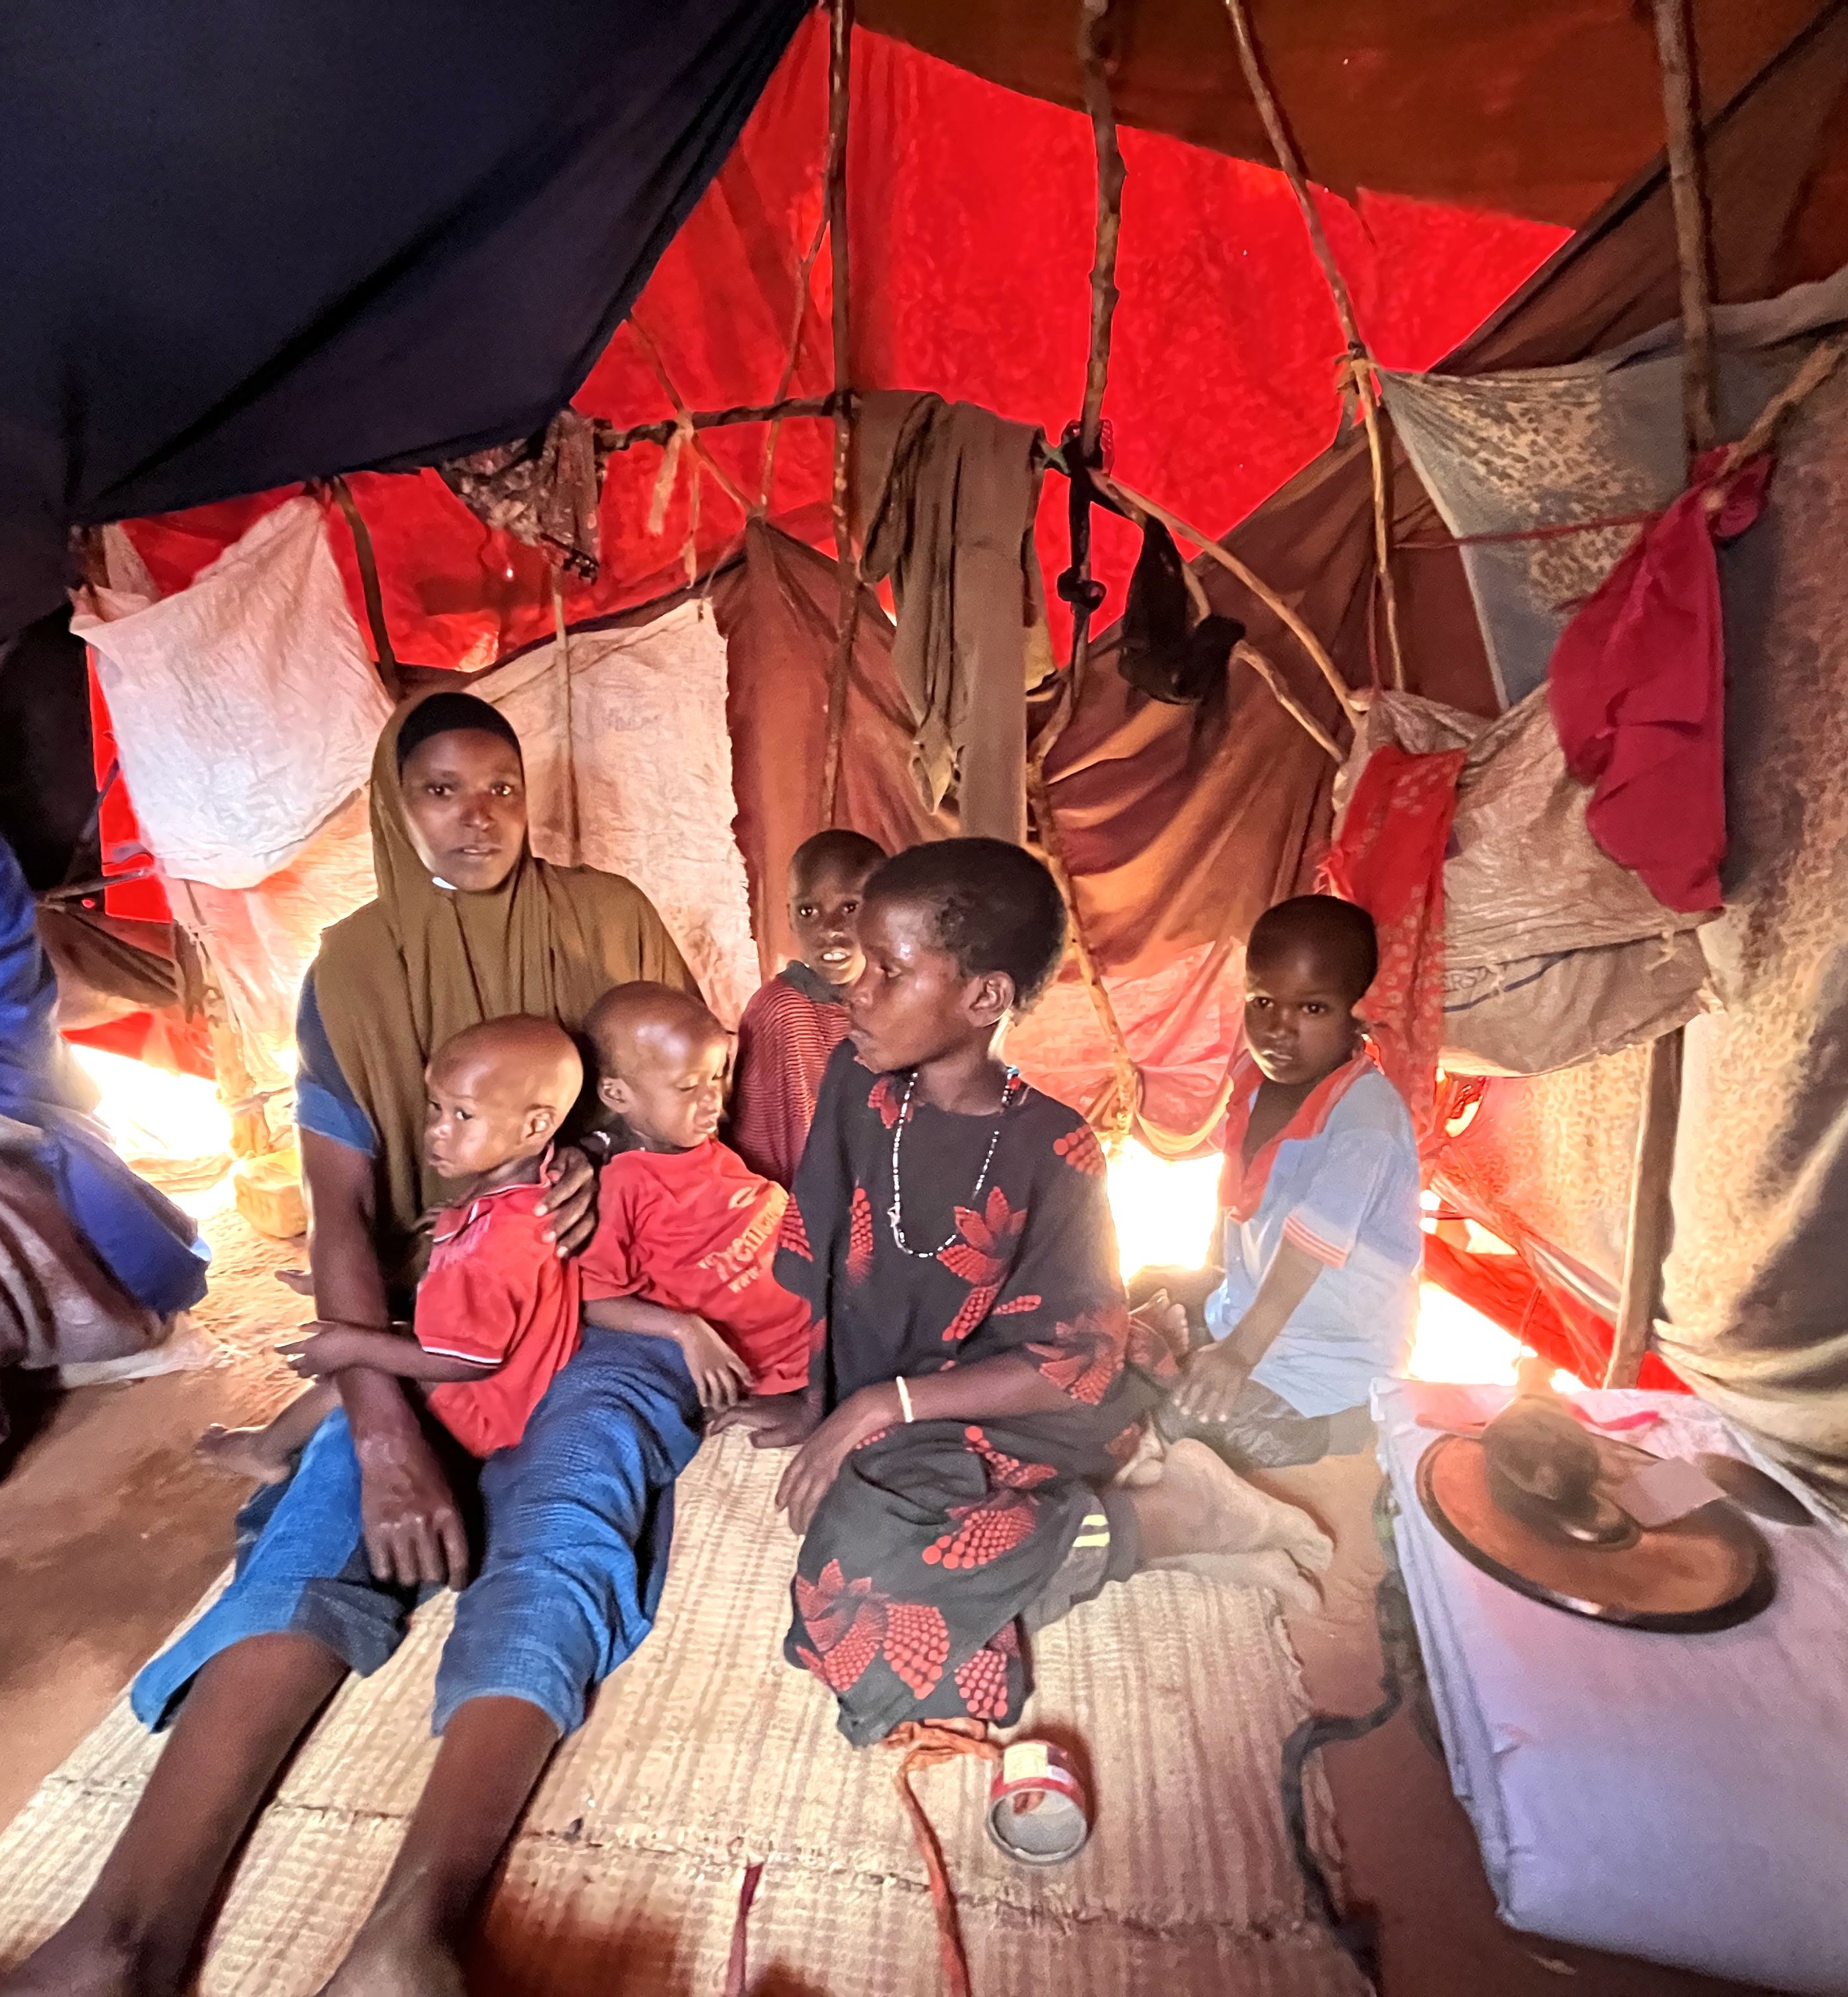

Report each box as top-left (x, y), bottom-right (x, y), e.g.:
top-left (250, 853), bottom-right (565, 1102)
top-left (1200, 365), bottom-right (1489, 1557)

top-left (1167, 1545), bottom-right (1323, 1613)
top-left (0, 1913), bottom-right (180, 1997)
top-left (195, 1424), bottom-right (294, 1485)
top-left (1129, 1438), bottom-right (1334, 1580)
top-left (316, 1922), bottom-right (467, 1997)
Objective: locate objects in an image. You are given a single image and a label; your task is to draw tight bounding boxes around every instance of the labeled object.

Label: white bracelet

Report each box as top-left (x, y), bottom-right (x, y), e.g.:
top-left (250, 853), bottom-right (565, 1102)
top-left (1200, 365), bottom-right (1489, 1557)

top-left (895, 1376), bottom-right (914, 1424)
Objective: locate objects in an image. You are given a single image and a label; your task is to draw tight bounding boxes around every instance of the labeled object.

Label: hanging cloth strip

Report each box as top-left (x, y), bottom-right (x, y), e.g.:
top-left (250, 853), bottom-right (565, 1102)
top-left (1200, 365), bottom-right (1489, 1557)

top-left (1547, 449), bottom-right (1769, 914)
top-left (438, 408), bottom-right (611, 581)
top-left (1319, 743), bottom-right (1468, 1150)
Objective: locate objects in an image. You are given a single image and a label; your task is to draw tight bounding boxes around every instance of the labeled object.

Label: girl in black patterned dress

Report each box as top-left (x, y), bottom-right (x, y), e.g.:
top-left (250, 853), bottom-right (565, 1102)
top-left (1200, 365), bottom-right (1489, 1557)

top-left (718, 840), bottom-right (1332, 1745)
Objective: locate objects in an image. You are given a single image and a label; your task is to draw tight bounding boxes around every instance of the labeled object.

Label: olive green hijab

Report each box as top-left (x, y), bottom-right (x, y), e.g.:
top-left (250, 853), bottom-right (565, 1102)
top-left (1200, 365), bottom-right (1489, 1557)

top-left (315, 689), bottom-right (694, 1280)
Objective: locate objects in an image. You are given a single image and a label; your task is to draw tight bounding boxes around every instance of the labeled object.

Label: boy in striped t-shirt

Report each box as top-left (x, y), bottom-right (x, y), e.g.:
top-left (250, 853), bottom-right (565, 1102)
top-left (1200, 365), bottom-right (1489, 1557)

top-left (1164, 896), bottom-right (1421, 1471)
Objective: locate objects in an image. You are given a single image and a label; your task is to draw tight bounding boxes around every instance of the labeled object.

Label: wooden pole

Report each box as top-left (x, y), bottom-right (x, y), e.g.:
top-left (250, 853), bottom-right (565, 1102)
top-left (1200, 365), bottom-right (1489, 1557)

top-left (1069, 0), bottom-right (1125, 685)
top-left (1231, 641), bottom-right (1344, 763)
top-left (1026, 748), bottom-right (1139, 1142)
top-left (1607, 0), bottom-right (1715, 1389)
top-left (1220, 0), bottom-right (1405, 691)
top-left (1606, 1029), bottom-right (1683, 1387)
top-left (327, 477), bottom-right (404, 704)
top-left (818, 0), bottom-right (859, 827)
top-left (1655, 0), bottom-right (1719, 458)
top-left (759, 211), bottom-right (832, 509)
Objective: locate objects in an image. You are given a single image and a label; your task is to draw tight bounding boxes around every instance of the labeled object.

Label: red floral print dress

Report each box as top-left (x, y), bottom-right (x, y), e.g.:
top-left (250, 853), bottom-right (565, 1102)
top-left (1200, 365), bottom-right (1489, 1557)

top-left (774, 1042), bottom-right (1171, 1745)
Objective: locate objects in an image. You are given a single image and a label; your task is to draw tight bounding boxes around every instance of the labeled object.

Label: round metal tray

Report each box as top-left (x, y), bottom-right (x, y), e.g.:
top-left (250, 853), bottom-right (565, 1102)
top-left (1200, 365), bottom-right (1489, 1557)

top-left (1416, 1432), bottom-right (1774, 1633)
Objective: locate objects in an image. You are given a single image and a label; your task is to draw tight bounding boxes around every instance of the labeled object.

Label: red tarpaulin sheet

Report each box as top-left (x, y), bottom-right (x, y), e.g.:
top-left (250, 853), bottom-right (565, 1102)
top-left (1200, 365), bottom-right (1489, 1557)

top-left (115, 18), bottom-right (1563, 674)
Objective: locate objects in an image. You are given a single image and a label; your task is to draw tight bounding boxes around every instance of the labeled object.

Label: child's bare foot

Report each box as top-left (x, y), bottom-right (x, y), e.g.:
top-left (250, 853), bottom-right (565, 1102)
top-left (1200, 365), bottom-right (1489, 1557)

top-left (1109, 1417), bottom-right (1168, 1489)
top-left (1130, 1438), bottom-right (1334, 1581)
top-left (195, 1424), bottom-right (294, 1485)
top-left (316, 1923), bottom-right (465, 1996)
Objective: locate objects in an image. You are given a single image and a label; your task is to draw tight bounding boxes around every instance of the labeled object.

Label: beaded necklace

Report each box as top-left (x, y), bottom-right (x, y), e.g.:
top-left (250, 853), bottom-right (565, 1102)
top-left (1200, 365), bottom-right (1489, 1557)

top-left (885, 1065), bottom-right (1021, 1257)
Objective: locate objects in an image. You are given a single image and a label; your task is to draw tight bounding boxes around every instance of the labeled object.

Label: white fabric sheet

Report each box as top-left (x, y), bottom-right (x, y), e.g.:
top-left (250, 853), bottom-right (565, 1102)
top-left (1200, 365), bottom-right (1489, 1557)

top-left (72, 498), bottom-right (392, 888)
top-left (1377, 1378), bottom-right (1848, 1993)
top-left (475, 599), bottom-right (759, 1026)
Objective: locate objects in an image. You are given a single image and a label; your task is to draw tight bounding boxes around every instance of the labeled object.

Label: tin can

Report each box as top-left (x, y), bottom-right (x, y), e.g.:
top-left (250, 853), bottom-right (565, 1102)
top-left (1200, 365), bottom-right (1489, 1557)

top-left (985, 1738), bottom-right (1091, 1865)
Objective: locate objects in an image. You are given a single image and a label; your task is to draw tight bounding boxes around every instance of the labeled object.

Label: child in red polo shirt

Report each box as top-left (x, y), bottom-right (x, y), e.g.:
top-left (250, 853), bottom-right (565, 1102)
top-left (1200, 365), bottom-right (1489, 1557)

top-left (210, 1014), bottom-right (586, 1474)
top-left (579, 981), bottom-right (811, 1408)
top-left (729, 828), bottom-right (886, 1187)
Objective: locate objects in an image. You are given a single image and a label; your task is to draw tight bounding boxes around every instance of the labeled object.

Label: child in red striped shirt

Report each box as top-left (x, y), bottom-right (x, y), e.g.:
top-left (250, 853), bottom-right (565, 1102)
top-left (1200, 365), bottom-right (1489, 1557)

top-left (728, 829), bottom-right (886, 1187)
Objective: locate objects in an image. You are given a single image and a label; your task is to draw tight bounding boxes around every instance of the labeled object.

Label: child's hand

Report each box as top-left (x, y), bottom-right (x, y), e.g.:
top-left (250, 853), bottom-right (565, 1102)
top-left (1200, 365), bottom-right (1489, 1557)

top-left (1171, 1341), bottom-right (1252, 1423)
top-left (277, 1325), bottom-right (365, 1379)
top-left (671, 1313), bottom-right (753, 1413)
top-left (711, 1390), bottom-right (820, 1450)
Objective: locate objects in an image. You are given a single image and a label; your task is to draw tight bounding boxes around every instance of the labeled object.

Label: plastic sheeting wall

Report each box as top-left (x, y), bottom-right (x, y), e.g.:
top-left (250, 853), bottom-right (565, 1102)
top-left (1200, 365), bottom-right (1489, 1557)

top-left (475, 601), bottom-right (760, 1028)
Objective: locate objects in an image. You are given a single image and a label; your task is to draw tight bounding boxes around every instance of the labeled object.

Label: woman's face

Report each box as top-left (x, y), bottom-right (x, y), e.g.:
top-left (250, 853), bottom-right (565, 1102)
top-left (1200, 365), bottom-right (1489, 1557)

top-left (399, 728), bottom-right (527, 892)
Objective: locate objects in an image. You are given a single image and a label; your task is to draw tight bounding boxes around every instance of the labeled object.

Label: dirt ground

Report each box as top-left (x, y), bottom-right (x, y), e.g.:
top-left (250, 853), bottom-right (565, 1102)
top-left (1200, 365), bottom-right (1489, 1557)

top-left (0, 1207), bottom-right (1773, 1997)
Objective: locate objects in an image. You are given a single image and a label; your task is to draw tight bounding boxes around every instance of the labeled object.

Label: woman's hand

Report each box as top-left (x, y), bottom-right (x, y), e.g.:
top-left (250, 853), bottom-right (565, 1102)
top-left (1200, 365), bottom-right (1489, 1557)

top-left (535, 1144), bottom-right (598, 1258)
top-left (776, 1385), bottom-right (897, 1535)
top-left (351, 1418), bottom-right (471, 1589)
top-left (1171, 1340), bottom-right (1253, 1424)
top-left (711, 1389), bottom-right (821, 1450)
top-left (671, 1313), bottom-right (753, 1412)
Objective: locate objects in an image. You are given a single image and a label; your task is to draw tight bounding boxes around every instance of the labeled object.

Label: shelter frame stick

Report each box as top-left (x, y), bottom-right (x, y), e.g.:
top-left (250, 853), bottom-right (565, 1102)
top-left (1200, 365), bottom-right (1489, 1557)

top-left (603, 392), bottom-right (849, 456)
top-left (549, 573), bottom-right (582, 865)
top-left (1069, 0), bottom-right (1125, 685)
top-left (1607, 1028), bottom-right (1682, 1389)
top-left (1101, 473), bottom-right (1359, 728)
top-left (758, 210), bottom-right (832, 509)
top-left (1656, 0), bottom-right (1719, 458)
top-left (325, 477), bottom-right (404, 703)
top-left (1025, 747), bottom-right (1139, 1142)
top-left (1608, 0), bottom-right (1717, 1389)
top-left (626, 318), bottom-right (756, 516)
top-left (819, 0), bottom-right (858, 827)
top-left (1219, 0), bottom-right (1406, 690)
top-left (1231, 642), bottom-right (1342, 761)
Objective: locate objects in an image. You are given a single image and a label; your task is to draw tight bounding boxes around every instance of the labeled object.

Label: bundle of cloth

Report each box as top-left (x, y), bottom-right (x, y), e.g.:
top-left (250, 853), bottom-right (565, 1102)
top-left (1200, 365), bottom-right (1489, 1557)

top-left (0, 837), bottom-right (207, 1429)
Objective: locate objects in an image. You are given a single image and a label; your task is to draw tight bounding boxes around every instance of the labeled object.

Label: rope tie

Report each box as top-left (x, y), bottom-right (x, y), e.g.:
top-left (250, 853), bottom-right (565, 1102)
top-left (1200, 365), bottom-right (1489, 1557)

top-left (886, 1720), bottom-right (1003, 1997)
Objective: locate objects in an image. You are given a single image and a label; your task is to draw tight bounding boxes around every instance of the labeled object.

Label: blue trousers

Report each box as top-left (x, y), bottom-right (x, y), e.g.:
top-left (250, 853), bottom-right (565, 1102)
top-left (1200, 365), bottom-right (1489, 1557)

top-left (133, 1330), bottom-right (702, 1738)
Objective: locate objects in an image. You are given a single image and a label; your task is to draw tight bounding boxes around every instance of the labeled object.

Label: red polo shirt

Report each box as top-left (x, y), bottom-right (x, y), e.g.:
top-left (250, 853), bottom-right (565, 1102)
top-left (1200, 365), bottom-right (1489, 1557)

top-left (579, 1140), bottom-right (812, 1395)
top-left (416, 1179), bottom-right (581, 1457)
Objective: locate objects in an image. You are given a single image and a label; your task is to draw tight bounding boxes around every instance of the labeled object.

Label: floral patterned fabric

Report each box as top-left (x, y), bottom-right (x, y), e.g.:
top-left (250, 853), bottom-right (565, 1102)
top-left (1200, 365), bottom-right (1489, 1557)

top-left (774, 1041), bottom-right (1168, 1743)
top-left (1320, 742), bottom-right (1466, 1150)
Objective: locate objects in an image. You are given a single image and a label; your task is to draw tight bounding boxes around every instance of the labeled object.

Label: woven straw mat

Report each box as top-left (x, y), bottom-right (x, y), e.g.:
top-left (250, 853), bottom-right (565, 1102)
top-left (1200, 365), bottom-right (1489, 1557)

top-left (0, 1428), bottom-right (1366, 1996)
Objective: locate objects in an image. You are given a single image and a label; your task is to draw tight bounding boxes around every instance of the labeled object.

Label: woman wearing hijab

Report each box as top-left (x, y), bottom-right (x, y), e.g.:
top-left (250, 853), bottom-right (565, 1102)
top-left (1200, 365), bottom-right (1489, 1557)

top-left (3, 691), bottom-right (700, 1997)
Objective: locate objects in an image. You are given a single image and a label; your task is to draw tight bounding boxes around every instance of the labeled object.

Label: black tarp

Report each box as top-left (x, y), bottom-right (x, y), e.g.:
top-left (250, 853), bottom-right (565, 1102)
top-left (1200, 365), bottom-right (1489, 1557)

top-left (0, 0), bottom-right (811, 639)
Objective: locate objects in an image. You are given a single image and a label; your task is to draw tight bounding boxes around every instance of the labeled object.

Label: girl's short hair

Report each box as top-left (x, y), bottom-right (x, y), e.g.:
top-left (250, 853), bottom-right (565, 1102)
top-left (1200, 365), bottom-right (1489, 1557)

top-left (866, 839), bottom-right (1068, 1011)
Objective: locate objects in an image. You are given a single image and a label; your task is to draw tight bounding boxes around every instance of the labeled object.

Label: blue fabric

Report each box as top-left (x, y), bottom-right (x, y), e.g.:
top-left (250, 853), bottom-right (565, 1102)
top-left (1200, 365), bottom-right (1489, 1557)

top-left (132, 1328), bottom-right (703, 1739)
top-left (1, 0), bottom-right (812, 637)
top-left (1205, 1067), bottom-right (1421, 1418)
top-left (293, 968), bottom-right (376, 1156)
top-left (0, 836), bottom-right (207, 1315)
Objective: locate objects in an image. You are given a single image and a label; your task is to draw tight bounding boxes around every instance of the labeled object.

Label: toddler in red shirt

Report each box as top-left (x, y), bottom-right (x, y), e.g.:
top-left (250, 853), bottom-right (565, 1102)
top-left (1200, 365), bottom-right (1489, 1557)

top-left (579, 981), bottom-right (811, 1408)
top-left (205, 1014), bottom-right (586, 1475)
top-left (729, 828), bottom-right (885, 1187)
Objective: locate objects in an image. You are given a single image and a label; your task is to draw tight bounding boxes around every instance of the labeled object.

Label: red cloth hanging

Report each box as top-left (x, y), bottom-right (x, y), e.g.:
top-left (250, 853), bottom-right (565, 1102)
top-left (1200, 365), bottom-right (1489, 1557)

top-left (1320, 743), bottom-right (1467, 1149)
top-left (1547, 450), bottom-right (1771, 915)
